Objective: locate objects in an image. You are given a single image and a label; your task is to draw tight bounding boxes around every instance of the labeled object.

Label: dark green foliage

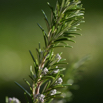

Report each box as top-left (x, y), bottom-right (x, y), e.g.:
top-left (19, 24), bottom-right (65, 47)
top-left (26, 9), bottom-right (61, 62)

top-left (14, 0), bottom-right (85, 103)
top-left (15, 82), bottom-right (31, 97)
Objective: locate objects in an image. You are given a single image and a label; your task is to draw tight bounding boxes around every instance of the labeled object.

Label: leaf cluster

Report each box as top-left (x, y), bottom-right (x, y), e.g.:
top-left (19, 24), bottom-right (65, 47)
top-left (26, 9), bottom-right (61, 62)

top-left (14, 0), bottom-right (85, 103)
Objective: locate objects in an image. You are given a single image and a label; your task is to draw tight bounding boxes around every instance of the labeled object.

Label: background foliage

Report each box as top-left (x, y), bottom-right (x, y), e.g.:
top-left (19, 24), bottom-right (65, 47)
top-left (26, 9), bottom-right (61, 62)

top-left (0, 0), bottom-right (103, 103)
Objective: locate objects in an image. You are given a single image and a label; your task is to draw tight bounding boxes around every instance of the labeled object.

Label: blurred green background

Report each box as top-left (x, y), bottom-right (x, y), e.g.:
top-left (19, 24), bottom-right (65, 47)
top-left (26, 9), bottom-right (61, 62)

top-left (0, 0), bottom-right (103, 102)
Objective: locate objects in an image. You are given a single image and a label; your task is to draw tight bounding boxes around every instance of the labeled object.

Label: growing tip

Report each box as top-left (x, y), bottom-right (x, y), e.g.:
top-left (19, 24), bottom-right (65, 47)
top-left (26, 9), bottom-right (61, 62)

top-left (47, 2), bottom-right (50, 5)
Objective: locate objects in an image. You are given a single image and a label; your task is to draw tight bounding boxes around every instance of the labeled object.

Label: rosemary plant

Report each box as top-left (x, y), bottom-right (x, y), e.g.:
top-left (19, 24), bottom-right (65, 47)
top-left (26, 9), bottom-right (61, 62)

top-left (6, 0), bottom-right (85, 103)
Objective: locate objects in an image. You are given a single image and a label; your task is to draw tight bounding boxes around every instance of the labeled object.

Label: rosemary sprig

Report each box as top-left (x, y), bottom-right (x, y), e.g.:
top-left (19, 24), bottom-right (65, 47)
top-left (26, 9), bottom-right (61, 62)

top-left (9, 0), bottom-right (85, 103)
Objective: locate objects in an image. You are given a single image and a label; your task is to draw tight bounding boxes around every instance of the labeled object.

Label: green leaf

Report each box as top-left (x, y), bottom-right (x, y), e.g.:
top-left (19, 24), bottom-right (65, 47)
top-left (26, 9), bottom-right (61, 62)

top-left (41, 76), bottom-right (55, 80)
top-left (23, 78), bottom-right (31, 87)
top-left (64, 35), bottom-right (76, 38)
top-left (59, 58), bottom-right (66, 62)
top-left (71, 17), bottom-right (84, 27)
top-left (53, 62), bottom-right (68, 66)
top-left (59, 41), bottom-right (69, 45)
top-left (29, 65), bottom-right (37, 80)
top-left (23, 78), bottom-right (32, 92)
top-left (52, 85), bottom-right (65, 89)
top-left (36, 59), bottom-right (39, 66)
top-left (50, 67), bottom-right (64, 70)
top-left (63, 3), bottom-right (76, 13)
top-left (54, 38), bottom-right (75, 43)
top-left (55, 0), bottom-right (60, 16)
top-left (64, 32), bottom-right (82, 36)
top-left (37, 23), bottom-right (44, 31)
top-left (47, 2), bottom-right (56, 26)
top-left (60, 0), bottom-right (65, 13)
top-left (59, 68), bottom-right (66, 72)
top-left (59, 74), bottom-right (64, 77)
top-left (49, 95), bottom-right (64, 99)
top-left (29, 75), bottom-right (34, 81)
top-left (29, 50), bottom-right (36, 63)
top-left (55, 91), bottom-right (61, 95)
top-left (58, 42), bottom-right (73, 48)
top-left (41, 10), bottom-right (50, 31)
top-left (47, 2), bottom-right (54, 13)
top-left (33, 62), bottom-right (38, 76)
top-left (45, 98), bottom-right (53, 103)
top-left (51, 45), bottom-right (73, 48)
top-left (24, 92), bottom-right (30, 103)
top-left (36, 48), bottom-right (40, 64)
top-left (30, 66), bottom-right (34, 76)
top-left (50, 42), bottom-right (73, 48)
top-left (46, 80), bottom-right (51, 90)
top-left (15, 82), bottom-right (31, 97)
top-left (42, 82), bottom-right (48, 94)
top-left (56, 20), bottom-right (74, 37)
top-left (42, 80), bottom-right (51, 94)
top-left (50, 72), bottom-right (60, 86)
top-left (37, 23), bottom-right (48, 47)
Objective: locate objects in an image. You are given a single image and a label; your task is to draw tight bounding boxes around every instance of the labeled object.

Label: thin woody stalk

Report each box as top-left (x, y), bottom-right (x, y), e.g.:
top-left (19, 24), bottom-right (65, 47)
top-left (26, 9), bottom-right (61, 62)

top-left (33, 45), bottom-right (52, 101)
